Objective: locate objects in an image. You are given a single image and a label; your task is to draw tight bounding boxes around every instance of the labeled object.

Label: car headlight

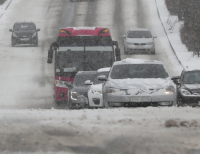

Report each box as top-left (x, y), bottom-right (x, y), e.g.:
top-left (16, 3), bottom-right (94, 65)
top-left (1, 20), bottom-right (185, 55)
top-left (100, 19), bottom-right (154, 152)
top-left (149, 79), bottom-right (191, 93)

top-left (32, 32), bottom-right (37, 38)
top-left (71, 92), bottom-right (79, 100)
top-left (180, 88), bottom-right (191, 95)
top-left (12, 33), bottom-right (17, 38)
top-left (126, 42), bottom-right (135, 45)
top-left (165, 86), bottom-right (175, 94)
top-left (146, 42), bottom-right (153, 45)
top-left (55, 80), bottom-right (71, 88)
top-left (106, 87), bottom-right (119, 94)
top-left (92, 90), bottom-right (102, 95)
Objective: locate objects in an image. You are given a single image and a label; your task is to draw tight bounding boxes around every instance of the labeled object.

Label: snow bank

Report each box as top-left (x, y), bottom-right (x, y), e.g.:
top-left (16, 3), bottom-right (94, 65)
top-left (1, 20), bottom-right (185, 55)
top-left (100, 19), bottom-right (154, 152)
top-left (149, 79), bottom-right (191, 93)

top-left (155, 0), bottom-right (200, 70)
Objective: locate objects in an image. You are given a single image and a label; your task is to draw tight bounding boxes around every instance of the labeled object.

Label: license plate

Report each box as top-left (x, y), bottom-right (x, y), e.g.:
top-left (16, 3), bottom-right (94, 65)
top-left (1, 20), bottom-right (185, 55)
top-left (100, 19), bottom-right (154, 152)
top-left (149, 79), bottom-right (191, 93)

top-left (20, 38), bottom-right (29, 41)
top-left (130, 96), bottom-right (151, 102)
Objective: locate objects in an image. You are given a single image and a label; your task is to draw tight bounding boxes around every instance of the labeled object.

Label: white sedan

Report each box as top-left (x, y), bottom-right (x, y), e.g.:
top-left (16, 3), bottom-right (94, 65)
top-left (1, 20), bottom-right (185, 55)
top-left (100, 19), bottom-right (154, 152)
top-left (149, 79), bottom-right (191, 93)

top-left (123, 28), bottom-right (156, 54)
top-left (99, 58), bottom-right (177, 108)
top-left (86, 67), bottom-right (110, 108)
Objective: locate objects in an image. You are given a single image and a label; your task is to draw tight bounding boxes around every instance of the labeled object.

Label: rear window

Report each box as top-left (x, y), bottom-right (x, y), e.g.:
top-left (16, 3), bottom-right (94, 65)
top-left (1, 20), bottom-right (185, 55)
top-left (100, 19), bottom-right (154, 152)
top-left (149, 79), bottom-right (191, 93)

top-left (13, 23), bottom-right (36, 31)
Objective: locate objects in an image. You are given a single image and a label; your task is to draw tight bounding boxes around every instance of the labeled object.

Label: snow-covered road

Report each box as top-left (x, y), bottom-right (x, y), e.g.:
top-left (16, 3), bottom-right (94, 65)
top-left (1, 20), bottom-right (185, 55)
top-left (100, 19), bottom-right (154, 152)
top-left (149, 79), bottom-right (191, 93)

top-left (0, 0), bottom-right (199, 154)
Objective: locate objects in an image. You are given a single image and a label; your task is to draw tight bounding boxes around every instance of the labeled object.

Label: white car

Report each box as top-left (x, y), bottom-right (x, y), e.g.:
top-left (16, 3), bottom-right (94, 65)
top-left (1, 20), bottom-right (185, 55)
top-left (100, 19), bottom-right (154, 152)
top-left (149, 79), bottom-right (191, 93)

top-left (123, 28), bottom-right (156, 54)
top-left (99, 58), bottom-right (177, 108)
top-left (87, 67), bottom-right (110, 108)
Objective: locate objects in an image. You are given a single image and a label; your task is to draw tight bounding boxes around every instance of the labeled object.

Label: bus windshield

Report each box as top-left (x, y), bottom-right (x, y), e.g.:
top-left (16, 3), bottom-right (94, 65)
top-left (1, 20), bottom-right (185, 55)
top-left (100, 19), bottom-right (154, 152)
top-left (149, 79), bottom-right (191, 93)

top-left (57, 36), bottom-right (112, 46)
top-left (55, 50), bottom-right (114, 77)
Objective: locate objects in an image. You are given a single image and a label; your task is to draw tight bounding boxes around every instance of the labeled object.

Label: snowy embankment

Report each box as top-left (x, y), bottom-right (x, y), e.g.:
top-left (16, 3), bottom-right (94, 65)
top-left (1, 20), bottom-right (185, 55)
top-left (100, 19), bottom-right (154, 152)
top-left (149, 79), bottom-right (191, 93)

top-left (155, 0), bottom-right (199, 70)
top-left (0, 0), bottom-right (200, 153)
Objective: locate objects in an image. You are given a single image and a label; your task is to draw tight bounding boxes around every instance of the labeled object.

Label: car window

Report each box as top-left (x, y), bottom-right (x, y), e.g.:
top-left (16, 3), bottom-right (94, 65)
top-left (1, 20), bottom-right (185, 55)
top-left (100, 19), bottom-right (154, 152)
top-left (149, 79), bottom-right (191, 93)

top-left (127, 31), bottom-right (152, 38)
top-left (110, 64), bottom-right (169, 79)
top-left (182, 71), bottom-right (200, 84)
top-left (13, 23), bottom-right (36, 31)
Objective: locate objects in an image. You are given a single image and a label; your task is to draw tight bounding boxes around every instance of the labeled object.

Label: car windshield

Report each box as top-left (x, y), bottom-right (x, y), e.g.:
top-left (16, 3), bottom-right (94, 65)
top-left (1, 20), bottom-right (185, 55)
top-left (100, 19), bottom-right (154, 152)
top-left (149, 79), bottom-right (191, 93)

top-left (13, 23), bottom-right (36, 31)
top-left (127, 31), bottom-right (152, 38)
top-left (74, 73), bottom-right (95, 87)
top-left (182, 71), bottom-right (200, 84)
top-left (93, 71), bottom-right (109, 84)
top-left (110, 64), bottom-right (169, 79)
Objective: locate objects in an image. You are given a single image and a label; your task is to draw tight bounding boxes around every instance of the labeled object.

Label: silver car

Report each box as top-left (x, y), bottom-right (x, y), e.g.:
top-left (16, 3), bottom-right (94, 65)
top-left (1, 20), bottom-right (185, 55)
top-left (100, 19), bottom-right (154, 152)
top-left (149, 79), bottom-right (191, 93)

top-left (99, 58), bottom-right (177, 108)
top-left (123, 28), bottom-right (156, 54)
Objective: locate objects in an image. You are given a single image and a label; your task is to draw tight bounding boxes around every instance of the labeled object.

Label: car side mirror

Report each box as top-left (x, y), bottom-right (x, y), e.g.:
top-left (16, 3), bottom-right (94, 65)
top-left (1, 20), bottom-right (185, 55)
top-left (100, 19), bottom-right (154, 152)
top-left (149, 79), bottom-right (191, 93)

top-left (115, 48), bottom-right (121, 61)
top-left (37, 29), bottom-right (40, 32)
top-left (98, 75), bottom-right (107, 81)
top-left (9, 29), bottom-right (13, 32)
top-left (171, 75), bottom-right (181, 85)
top-left (122, 35), bottom-right (126, 38)
top-left (65, 82), bottom-right (72, 87)
top-left (85, 80), bottom-right (92, 85)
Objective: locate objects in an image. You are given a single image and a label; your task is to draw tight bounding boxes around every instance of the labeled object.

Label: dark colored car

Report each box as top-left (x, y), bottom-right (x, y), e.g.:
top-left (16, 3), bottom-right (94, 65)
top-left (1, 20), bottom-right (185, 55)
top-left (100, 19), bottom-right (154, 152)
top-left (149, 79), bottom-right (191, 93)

top-left (172, 69), bottom-right (200, 107)
top-left (68, 71), bottom-right (96, 109)
top-left (9, 22), bottom-right (40, 47)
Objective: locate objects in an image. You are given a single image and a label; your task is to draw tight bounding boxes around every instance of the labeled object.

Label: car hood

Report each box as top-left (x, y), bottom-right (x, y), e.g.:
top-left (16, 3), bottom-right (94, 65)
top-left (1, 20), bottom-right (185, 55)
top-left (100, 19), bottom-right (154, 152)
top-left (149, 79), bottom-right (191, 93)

top-left (125, 38), bottom-right (153, 43)
top-left (72, 86), bottom-right (91, 96)
top-left (182, 84), bottom-right (200, 93)
top-left (105, 78), bottom-right (174, 94)
top-left (90, 84), bottom-right (102, 92)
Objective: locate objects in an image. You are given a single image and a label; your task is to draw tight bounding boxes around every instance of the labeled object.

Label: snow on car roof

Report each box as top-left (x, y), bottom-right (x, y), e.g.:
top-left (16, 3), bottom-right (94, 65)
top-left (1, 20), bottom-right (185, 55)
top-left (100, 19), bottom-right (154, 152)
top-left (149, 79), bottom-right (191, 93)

top-left (184, 66), bottom-right (200, 72)
top-left (97, 67), bottom-right (110, 72)
top-left (114, 58), bottom-right (163, 65)
top-left (128, 28), bottom-right (149, 31)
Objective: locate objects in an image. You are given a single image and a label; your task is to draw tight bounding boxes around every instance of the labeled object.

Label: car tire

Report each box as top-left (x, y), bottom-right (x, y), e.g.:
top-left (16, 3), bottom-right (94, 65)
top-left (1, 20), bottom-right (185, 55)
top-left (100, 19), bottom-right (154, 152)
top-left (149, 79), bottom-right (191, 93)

top-left (151, 50), bottom-right (155, 55)
top-left (177, 96), bottom-right (186, 107)
top-left (124, 47), bottom-right (128, 54)
top-left (11, 40), bottom-right (16, 47)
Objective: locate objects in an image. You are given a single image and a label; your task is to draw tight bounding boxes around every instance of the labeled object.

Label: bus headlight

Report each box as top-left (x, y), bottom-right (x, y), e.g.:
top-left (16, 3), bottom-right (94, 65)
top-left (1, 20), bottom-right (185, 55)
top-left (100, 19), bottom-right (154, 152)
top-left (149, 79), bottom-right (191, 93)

top-left (55, 80), bottom-right (71, 88)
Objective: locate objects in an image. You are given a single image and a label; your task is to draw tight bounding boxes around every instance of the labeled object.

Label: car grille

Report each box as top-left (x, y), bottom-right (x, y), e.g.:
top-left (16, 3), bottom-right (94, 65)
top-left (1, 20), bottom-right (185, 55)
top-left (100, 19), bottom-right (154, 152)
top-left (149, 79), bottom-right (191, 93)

top-left (108, 102), bottom-right (160, 107)
top-left (134, 43), bottom-right (146, 45)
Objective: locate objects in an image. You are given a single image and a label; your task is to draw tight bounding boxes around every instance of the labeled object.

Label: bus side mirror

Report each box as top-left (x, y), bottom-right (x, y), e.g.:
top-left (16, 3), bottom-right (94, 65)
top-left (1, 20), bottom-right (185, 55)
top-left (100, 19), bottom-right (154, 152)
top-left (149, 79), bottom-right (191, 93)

top-left (47, 49), bottom-right (53, 63)
top-left (115, 48), bottom-right (121, 61)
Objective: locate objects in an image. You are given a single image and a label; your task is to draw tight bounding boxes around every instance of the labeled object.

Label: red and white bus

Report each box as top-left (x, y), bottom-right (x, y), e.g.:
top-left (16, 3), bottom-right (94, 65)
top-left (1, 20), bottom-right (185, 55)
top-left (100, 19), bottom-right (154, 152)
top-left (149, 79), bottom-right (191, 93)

top-left (47, 27), bottom-right (121, 105)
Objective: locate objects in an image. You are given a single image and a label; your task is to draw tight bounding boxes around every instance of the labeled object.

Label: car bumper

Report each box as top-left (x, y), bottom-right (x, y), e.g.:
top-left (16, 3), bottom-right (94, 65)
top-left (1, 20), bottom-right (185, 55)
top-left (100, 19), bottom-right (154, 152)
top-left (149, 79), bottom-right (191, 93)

top-left (180, 94), bottom-right (200, 106)
top-left (105, 93), bottom-right (175, 107)
top-left (70, 95), bottom-right (88, 108)
top-left (88, 91), bottom-right (103, 107)
top-left (12, 37), bottom-right (37, 44)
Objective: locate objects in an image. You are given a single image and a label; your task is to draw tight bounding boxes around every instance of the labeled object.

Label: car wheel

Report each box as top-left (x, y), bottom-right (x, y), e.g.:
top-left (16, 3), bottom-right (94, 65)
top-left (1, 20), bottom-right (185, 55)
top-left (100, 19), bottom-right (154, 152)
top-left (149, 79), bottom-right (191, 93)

top-left (11, 40), bottom-right (16, 47)
top-left (177, 97), bottom-right (186, 107)
top-left (151, 50), bottom-right (155, 55)
top-left (124, 47), bottom-right (128, 54)
top-left (35, 41), bottom-right (38, 47)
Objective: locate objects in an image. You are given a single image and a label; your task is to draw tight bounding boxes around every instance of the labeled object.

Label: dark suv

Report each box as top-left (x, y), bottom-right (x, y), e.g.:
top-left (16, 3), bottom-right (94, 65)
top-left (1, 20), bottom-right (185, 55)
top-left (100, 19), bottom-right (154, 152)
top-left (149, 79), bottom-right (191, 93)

top-left (172, 69), bottom-right (200, 107)
top-left (9, 22), bottom-right (40, 47)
